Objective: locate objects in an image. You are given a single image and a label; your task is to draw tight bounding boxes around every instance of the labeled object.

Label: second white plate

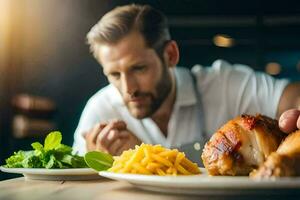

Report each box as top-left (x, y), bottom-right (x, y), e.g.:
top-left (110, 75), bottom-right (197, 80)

top-left (99, 168), bottom-right (300, 195)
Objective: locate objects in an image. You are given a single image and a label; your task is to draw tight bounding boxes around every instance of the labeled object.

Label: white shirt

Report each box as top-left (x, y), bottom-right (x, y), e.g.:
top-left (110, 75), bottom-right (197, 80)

top-left (72, 59), bottom-right (289, 157)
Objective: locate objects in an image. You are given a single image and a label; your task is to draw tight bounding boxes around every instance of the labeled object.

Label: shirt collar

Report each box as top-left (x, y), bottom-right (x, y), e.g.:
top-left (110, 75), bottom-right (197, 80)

top-left (107, 84), bottom-right (124, 106)
top-left (174, 67), bottom-right (197, 107)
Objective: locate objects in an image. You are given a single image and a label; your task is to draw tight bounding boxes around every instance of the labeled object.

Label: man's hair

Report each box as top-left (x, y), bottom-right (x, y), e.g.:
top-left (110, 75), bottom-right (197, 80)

top-left (86, 4), bottom-right (171, 60)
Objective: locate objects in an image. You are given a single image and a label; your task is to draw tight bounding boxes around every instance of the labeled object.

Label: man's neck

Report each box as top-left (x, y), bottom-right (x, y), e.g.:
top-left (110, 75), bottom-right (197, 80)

top-left (151, 71), bottom-right (176, 137)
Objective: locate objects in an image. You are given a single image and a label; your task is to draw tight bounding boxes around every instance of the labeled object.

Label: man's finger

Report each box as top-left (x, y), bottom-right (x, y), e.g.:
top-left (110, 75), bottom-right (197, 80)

top-left (89, 122), bottom-right (107, 143)
top-left (279, 109), bottom-right (300, 133)
top-left (106, 130), bottom-right (121, 148)
top-left (98, 128), bottom-right (130, 149)
top-left (108, 138), bottom-right (124, 156)
top-left (96, 120), bottom-right (127, 144)
top-left (99, 123), bottom-right (107, 129)
top-left (98, 120), bottom-right (127, 137)
top-left (115, 139), bottom-right (130, 156)
top-left (84, 124), bottom-right (99, 143)
top-left (89, 123), bottom-right (101, 143)
top-left (109, 120), bottom-right (127, 130)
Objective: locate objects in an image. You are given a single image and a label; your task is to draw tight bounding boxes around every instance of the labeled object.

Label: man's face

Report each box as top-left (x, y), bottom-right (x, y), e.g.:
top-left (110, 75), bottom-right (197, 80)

top-left (97, 32), bottom-right (172, 119)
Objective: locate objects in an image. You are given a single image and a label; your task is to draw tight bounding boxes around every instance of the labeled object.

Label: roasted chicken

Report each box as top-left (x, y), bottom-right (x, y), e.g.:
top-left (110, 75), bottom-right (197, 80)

top-left (201, 114), bottom-right (286, 176)
top-left (250, 130), bottom-right (300, 179)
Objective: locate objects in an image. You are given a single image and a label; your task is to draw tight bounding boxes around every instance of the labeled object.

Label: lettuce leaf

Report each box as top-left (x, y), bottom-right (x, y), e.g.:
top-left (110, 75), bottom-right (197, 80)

top-left (44, 131), bottom-right (62, 150)
top-left (84, 151), bottom-right (114, 171)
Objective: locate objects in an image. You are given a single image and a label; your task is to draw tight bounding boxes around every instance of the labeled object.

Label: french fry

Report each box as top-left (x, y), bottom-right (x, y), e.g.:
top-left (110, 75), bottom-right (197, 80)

top-left (182, 158), bottom-right (200, 174)
top-left (151, 154), bottom-right (173, 167)
top-left (156, 168), bottom-right (166, 176)
top-left (177, 164), bottom-right (192, 175)
top-left (132, 163), bottom-right (152, 174)
top-left (146, 162), bottom-right (163, 171)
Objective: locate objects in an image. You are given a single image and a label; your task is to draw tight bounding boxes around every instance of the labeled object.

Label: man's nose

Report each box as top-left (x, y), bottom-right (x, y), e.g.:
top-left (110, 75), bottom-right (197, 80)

top-left (121, 74), bottom-right (138, 96)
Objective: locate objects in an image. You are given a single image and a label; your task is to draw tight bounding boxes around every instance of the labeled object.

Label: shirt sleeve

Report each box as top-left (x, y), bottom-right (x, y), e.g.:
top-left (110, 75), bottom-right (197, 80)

top-left (215, 60), bottom-right (290, 118)
top-left (72, 97), bottom-right (102, 156)
top-left (72, 86), bottom-right (122, 155)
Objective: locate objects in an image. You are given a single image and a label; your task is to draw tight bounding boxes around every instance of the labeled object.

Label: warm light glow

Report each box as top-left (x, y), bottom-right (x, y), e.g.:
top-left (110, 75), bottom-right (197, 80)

top-left (0, 0), bottom-right (11, 69)
top-left (213, 34), bottom-right (235, 48)
top-left (265, 62), bottom-right (281, 75)
top-left (0, 0), bottom-right (11, 41)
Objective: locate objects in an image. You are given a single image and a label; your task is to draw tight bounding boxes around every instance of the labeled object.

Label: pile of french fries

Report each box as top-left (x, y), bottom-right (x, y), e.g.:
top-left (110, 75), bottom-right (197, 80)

top-left (108, 143), bottom-right (200, 175)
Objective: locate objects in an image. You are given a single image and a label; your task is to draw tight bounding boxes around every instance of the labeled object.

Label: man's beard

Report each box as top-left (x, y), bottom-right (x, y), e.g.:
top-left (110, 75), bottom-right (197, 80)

top-left (125, 65), bottom-right (173, 119)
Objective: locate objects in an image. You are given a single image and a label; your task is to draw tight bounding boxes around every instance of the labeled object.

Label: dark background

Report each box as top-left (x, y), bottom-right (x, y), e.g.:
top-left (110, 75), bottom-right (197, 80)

top-left (1, 0), bottom-right (300, 180)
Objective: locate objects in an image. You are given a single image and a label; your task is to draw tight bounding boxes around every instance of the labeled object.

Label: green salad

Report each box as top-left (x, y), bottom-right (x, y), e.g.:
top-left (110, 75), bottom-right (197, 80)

top-left (4, 131), bottom-right (87, 169)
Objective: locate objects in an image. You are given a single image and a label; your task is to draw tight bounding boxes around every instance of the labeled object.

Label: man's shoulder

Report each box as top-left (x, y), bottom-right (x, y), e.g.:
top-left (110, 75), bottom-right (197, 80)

top-left (191, 59), bottom-right (253, 74)
top-left (190, 59), bottom-right (256, 83)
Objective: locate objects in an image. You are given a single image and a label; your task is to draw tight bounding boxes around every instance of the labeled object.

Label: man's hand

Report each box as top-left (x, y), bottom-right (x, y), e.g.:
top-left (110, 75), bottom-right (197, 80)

top-left (84, 120), bottom-right (141, 155)
top-left (279, 109), bottom-right (300, 133)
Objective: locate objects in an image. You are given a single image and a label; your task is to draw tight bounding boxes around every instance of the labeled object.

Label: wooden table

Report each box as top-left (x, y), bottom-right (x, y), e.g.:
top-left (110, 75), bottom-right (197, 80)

top-left (0, 177), bottom-right (300, 200)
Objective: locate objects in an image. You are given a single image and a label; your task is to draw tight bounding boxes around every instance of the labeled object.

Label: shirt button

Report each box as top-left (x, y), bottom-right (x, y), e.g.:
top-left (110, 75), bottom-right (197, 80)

top-left (193, 142), bottom-right (201, 151)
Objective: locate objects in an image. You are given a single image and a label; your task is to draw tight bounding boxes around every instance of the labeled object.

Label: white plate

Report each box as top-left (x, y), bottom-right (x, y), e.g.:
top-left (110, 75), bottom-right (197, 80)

top-left (0, 166), bottom-right (100, 181)
top-left (99, 168), bottom-right (300, 195)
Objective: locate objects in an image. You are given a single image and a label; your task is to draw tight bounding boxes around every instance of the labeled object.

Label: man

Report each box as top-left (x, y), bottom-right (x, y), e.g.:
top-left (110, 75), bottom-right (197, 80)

top-left (73, 4), bottom-right (300, 162)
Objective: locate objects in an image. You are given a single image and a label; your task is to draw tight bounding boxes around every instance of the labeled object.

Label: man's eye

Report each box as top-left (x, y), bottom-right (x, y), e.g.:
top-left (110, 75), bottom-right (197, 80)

top-left (133, 65), bottom-right (146, 72)
top-left (109, 72), bottom-right (120, 79)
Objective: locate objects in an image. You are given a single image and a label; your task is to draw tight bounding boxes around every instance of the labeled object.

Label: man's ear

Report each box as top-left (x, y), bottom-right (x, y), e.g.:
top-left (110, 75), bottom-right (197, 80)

top-left (163, 40), bottom-right (179, 68)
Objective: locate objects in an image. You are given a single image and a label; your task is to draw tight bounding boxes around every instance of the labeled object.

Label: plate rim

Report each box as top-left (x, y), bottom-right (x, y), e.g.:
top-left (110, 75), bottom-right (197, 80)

top-left (99, 170), bottom-right (300, 189)
top-left (0, 166), bottom-right (97, 175)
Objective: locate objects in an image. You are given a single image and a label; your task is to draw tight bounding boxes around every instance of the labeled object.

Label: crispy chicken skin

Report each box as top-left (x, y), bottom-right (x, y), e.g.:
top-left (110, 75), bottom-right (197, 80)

top-left (201, 114), bottom-right (286, 176)
top-left (251, 130), bottom-right (300, 179)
